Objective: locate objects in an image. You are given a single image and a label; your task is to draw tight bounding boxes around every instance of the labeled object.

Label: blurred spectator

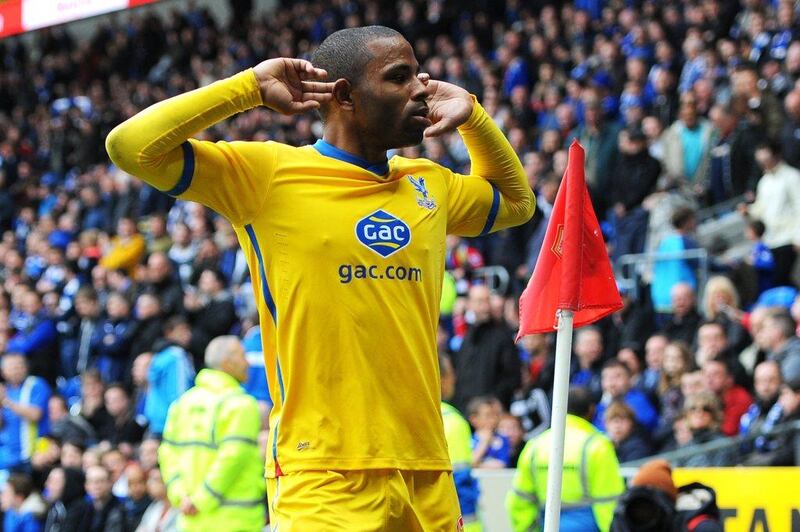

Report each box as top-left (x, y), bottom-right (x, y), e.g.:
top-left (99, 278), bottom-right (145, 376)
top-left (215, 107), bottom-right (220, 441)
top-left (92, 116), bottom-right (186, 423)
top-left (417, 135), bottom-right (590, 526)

top-left (641, 333), bottom-right (668, 397)
top-left (99, 217), bottom-right (145, 278)
top-left (701, 276), bottom-right (749, 353)
top-left (183, 268), bottom-right (237, 355)
top-left (651, 210), bottom-right (700, 318)
top-left (595, 359), bottom-right (658, 433)
top-left (1, 472), bottom-right (47, 532)
top-left (497, 414), bottom-right (525, 468)
top-left (655, 341), bottom-right (695, 444)
top-left (102, 384), bottom-right (147, 448)
top-left (0, 353), bottom-right (51, 475)
top-left (44, 467), bottom-right (92, 531)
top-left (744, 219), bottom-right (776, 296)
top-left (141, 252), bottom-right (183, 318)
top-left (49, 395), bottom-right (95, 446)
top-left (91, 291), bottom-right (135, 384)
top-left (123, 463), bottom-right (151, 531)
top-left (660, 282), bottom-right (702, 345)
top-left (438, 353), bottom-right (480, 527)
top-left (675, 392), bottom-right (736, 467)
top-left (743, 141), bottom-right (800, 287)
top-left (468, 396), bottom-right (510, 469)
top-left (758, 309), bottom-right (800, 382)
top-left (135, 468), bottom-right (178, 532)
top-left (740, 360), bottom-right (783, 462)
top-left (129, 294), bottom-right (163, 363)
top-left (566, 90), bottom-right (621, 216)
top-left (452, 285), bottom-right (519, 413)
top-left (71, 371), bottom-right (113, 439)
top-left (661, 92), bottom-right (713, 193)
top-left (569, 326), bottom-right (604, 400)
top-left (85, 464), bottom-right (127, 531)
top-left (604, 401), bottom-right (653, 462)
top-left (702, 358), bottom-right (753, 436)
top-left (707, 101), bottom-right (761, 204)
top-left (58, 286), bottom-right (101, 379)
top-left (144, 317), bottom-right (195, 438)
top-left (608, 127), bottom-right (660, 260)
top-left (6, 290), bottom-right (58, 385)
top-left (781, 90), bottom-right (800, 168)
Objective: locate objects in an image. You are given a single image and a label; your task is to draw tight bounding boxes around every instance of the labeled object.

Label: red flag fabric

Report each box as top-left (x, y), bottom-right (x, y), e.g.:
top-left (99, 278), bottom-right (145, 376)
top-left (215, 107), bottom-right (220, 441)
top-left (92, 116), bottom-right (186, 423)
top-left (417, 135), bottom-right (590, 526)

top-left (517, 140), bottom-right (622, 338)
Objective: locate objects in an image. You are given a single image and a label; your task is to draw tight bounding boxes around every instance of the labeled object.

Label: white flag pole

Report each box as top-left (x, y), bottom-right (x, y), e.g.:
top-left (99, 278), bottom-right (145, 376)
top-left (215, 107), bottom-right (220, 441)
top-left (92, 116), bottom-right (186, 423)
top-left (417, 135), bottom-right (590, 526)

top-left (542, 309), bottom-right (575, 532)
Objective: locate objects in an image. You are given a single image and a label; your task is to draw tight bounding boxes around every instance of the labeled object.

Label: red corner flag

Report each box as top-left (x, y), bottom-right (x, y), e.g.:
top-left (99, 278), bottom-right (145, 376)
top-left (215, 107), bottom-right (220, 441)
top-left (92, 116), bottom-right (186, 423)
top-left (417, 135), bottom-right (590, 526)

top-left (517, 140), bottom-right (622, 338)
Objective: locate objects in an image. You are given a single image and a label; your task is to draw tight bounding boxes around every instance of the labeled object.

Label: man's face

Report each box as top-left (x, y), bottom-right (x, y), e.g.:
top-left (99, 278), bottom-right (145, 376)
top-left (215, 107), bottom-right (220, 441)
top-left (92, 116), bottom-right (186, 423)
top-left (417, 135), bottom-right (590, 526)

top-left (697, 324), bottom-right (727, 358)
top-left (1, 355), bottom-right (27, 385)
top-left (45, 468), bottom-right (65, 503)
top-left (126, 466), bottom-right (147, 501)
top-left (85, 466), bottom-right (111, 501)
top-left (104, 388), bottom-right (129, 417)
top-left (602, 367), bottom-right (630, 398)
top-left (756, 318), bottom-right (784, 351)
top-left (645, 336), bottom-right (667, 369)
top-left (754, 363), bottom-right (782, 402)
top-left (225, 343), bottom-right (250, 383)
top-left (606, 416), bottom-right (633, 443)
top-left (467, 286), bottom-right (492, 324)
top-left (671, 286), bottom-right (694, 316)
top-left (703, 362), bottom-right (729, 394)
top-left (575, 331), bottom-right (603, 365)
top-left (351, 37), bottom-right (430, 151)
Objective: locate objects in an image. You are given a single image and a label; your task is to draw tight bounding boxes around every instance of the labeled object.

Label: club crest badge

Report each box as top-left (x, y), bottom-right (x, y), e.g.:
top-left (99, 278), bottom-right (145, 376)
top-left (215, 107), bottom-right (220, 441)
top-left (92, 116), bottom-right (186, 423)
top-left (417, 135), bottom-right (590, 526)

top-left (408, 175), bottom-right (436, 210)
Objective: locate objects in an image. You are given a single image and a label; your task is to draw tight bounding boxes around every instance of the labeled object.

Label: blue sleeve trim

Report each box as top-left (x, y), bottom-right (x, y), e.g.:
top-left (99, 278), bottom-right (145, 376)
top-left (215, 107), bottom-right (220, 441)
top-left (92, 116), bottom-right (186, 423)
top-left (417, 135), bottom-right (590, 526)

top-left (479, 184), bottom-right (501, 236)
top-left (164, 141), bottom-right (195, 196)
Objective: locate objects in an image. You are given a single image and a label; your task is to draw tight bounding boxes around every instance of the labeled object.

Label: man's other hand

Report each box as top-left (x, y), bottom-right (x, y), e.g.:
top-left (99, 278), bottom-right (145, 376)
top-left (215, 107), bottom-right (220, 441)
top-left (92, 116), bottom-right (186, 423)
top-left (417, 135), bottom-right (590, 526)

top-left (253, 58), bottom-right (335, 115)
top-left (420, 76), bottom-right (474, 138)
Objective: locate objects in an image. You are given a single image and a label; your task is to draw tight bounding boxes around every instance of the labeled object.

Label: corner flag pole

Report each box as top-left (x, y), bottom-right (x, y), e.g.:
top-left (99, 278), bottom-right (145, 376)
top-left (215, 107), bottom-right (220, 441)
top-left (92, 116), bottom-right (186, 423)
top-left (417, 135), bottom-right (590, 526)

top-left (542, 309), bottom-right (574, 532)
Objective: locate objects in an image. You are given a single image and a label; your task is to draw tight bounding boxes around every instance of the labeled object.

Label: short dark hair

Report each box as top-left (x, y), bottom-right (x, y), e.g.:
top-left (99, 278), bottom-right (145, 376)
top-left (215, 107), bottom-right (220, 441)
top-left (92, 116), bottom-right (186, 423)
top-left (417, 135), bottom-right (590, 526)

top-left (311, 25), bottom-right (402, 86)
top-left (311, 25), bottom-right (403, 120)
top-left (466, 395), bottom-right (497, 417)
top-left (765, 310), bottom-right (796, 340)
top-left (670, 206), bottom-right (696, 229)
top-left (603, 358), bottom-right (632, 376)
top-left (755, 140), bottom-right (782, 158)
top-left (567, 387), bottom-right (595, 418)
top-left (6, 473), bottom-right (33, 499)
top-left (748, 219), bottom-right (766, 238)
top-left (707, 356), bottom-right (734, 377)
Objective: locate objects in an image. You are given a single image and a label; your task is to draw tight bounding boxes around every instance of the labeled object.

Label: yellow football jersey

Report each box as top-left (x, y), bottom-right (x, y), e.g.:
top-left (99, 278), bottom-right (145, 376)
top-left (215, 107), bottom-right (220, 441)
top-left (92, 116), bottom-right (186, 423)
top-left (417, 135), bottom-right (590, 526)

top-left (106, 69), bottom-right (534, 477)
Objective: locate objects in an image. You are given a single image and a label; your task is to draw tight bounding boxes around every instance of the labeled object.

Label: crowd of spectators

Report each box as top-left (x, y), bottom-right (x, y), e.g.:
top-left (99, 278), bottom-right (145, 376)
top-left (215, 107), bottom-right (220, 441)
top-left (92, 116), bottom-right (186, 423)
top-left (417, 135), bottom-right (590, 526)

top-left (2, 0), bottom-right (800, 528)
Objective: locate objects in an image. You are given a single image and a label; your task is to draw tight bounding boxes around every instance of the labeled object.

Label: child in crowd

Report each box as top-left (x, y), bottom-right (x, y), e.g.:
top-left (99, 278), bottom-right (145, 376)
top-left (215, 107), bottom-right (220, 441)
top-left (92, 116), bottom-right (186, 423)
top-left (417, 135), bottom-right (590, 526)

top-left (468, 396), bottom-right (511, 469)
top-left (604, 401), bottom-right (653, 462)
top-left (745, 219), bottom-right (775, 296)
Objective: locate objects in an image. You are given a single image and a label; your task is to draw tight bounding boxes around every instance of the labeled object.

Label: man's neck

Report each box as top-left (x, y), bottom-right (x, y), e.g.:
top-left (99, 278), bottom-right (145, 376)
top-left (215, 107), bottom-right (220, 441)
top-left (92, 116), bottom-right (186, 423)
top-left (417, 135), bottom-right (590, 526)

top-left (322, 127), bottom-right (388, 164)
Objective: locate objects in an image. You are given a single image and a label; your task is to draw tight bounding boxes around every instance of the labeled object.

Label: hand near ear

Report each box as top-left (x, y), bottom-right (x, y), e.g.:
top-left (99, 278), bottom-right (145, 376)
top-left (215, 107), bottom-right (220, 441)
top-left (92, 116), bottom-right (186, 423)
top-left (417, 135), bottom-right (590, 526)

top-left (419, 74), bottom-right (474, 138)
top-left (253, 58), bottom-right (335, 115)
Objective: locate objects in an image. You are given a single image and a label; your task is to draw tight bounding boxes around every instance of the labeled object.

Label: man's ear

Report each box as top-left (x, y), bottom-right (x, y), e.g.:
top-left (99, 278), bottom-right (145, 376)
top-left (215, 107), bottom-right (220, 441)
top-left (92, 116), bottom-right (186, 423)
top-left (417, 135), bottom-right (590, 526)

top-left (333, 79), bottom-right (354, 111)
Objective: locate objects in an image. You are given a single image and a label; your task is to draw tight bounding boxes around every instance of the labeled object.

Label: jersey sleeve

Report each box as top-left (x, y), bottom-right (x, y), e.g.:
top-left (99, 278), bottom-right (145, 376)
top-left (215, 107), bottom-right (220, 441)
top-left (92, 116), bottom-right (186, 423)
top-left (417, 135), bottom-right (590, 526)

top-left (106, 69), bottom-right (273, 225)
top-left (446, 99), bottom-right (535, 236)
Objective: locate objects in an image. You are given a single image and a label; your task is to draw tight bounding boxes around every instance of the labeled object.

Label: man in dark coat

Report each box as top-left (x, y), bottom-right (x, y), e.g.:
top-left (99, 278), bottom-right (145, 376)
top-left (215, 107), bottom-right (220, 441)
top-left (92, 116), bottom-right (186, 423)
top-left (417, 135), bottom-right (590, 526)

top-left (452, 284), bottom-right (520, 413)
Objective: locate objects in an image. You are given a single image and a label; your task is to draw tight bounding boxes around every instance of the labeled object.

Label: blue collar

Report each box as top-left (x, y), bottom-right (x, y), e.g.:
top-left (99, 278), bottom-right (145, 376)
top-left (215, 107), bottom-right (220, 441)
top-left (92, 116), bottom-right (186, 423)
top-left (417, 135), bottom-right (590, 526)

top-left (312, 139), bottom-right (390, 176)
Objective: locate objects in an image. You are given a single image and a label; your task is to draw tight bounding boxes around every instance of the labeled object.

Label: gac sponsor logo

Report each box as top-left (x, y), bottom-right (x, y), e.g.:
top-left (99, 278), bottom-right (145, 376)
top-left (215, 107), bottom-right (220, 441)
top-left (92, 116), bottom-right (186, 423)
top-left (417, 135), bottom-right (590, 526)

top-left (355, 209), bottom-right (411, 258)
